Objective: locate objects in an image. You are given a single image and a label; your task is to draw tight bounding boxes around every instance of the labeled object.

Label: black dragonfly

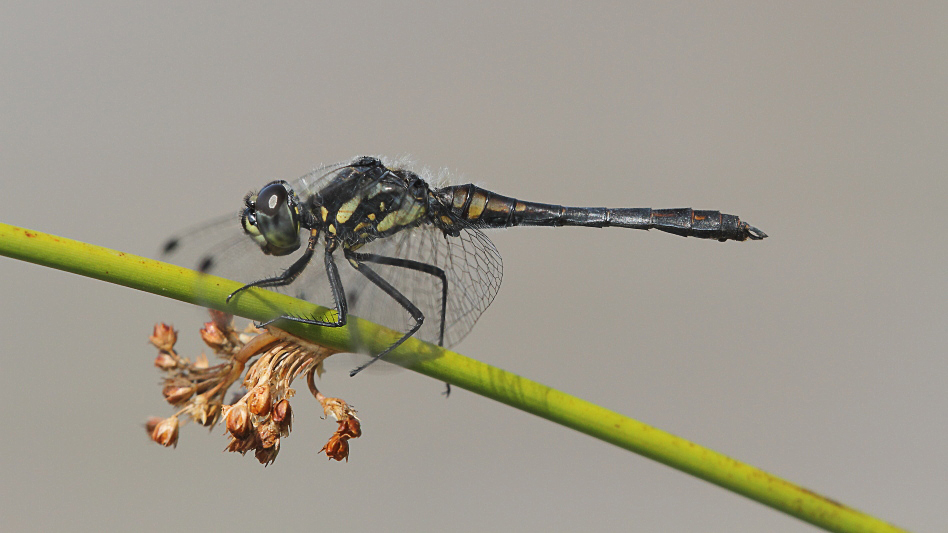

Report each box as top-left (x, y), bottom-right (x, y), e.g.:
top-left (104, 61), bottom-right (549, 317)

top-left (163, 156), bottom-right (766, 378)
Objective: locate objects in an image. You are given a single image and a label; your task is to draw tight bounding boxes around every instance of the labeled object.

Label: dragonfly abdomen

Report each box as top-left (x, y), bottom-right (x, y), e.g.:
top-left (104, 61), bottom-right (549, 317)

top-left (437, 184), bottom-right (766, 242)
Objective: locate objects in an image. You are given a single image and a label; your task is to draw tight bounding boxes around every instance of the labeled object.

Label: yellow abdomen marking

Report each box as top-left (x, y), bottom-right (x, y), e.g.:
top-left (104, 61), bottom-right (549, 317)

top-left (466, 191), bottom-right (488, 220)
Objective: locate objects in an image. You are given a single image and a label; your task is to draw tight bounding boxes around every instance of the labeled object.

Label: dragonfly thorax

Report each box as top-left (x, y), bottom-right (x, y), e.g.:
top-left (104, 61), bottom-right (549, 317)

top-left (315, 165), bottom-right (434, 247)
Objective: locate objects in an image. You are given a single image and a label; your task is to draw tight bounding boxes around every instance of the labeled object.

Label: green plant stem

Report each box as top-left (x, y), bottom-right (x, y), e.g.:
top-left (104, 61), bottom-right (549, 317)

top-left (0, 222), bottom-right (906, 533)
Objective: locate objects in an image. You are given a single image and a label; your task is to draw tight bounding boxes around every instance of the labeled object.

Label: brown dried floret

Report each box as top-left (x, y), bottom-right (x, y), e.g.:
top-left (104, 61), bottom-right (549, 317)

top-left (224, 403), bottom-right (253, 439)
top-left (149, 416), bottom-right (180, 448)
top-left (321, 434), bottom-right (350, 462)
top-left (149, 323), bottom-right (177, 352)
top-left (247, 384), bottom-right (272, 416)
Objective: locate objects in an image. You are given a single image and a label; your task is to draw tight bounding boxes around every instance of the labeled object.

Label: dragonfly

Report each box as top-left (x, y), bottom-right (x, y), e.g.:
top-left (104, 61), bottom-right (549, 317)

top-left (163, 156), bottom-right (766, 379)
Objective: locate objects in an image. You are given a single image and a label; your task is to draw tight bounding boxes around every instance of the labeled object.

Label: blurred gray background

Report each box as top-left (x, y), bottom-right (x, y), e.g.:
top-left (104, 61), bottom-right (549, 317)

top-left (1, 2), bottom-right (945, 531)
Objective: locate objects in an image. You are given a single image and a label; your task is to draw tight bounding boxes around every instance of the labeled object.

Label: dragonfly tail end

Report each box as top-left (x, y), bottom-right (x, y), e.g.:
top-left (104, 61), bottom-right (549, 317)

top-left (744, 224), bottom-right (768, 240)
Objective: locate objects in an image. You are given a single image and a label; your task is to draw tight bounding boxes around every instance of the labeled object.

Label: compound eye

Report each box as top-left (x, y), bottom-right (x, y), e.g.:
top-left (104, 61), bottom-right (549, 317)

top-left (249, 181), bottom-right (301, 256)
top-left (256, 182), bottom-right (288, 215)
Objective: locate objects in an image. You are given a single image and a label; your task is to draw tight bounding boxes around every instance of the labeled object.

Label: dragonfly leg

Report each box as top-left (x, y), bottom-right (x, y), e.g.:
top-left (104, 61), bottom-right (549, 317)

top-left (226, 229), bottom-right (321, 302)
top-left (343, 250), bottom-right (426, 377)
top-left (255, 238), bottom-right (351, 329)
top-left (346, 252), bottom-right (448, 347)
top-left (347, 251), bottom-right (452, 396)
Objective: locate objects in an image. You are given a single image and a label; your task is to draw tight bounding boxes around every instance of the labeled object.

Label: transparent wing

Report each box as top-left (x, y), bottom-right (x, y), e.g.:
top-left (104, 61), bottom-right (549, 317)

top-left (290, 160), bottom-right (353, 200)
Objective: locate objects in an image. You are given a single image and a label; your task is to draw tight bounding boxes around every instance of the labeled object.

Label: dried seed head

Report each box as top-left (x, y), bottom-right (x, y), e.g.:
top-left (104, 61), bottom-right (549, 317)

top-left (257, 421), bottom-right (279, 450)
top-left (272, 399), bottom-right (293, 436)
top-left (225, 403), bottom-right (253, 439)
top-left (208, 309), bottom-right (234, 331)
top-left (192, 399), bottom-right (221, 427)
top-left (321, 434), bottom-right (349, 462)
top-left (151, 416), bottom-right (180, 448)
top-left (147, 314), bottom-right (359, 465)
top-left (193, 353), bottom-right (209, 370)
top-left (149, 323), bottom-right (177, 352)
top-left (225, 433), bottom-right (259, 454)
top-left (248, 385), bottom-right (272, 416)
top-left (153, 352), bottom-right (177, 370)
top-left (200, 321), bottom-right (228, 350)
top-left (255, 439), bottom-right (280, 466)
top-left (272, 399), bottom-right (291, 423)
top-left (337, 418), bottom-right (362, 439)
top-left (162, 382), bottom-right (194, 405)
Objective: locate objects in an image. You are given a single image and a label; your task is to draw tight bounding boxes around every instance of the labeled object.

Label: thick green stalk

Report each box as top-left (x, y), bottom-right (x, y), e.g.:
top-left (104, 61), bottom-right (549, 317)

top-left (0, 222), bottom-right (906, 533)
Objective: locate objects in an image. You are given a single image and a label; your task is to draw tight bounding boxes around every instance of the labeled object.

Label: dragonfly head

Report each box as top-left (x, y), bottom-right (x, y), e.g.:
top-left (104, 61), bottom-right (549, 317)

top-left (241, 180), bottom-right (302, 256)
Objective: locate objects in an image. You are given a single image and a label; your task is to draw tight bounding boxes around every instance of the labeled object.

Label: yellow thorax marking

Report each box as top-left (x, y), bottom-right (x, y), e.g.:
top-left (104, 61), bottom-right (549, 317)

top-left (335, 196), bottom-right (361, 224)
top-left (377, 200), bottom-right (425, 232)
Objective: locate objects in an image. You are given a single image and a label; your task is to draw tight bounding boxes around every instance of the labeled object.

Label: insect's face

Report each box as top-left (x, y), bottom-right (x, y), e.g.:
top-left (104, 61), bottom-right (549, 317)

top-left (241, 180), bottom-right (302, 256)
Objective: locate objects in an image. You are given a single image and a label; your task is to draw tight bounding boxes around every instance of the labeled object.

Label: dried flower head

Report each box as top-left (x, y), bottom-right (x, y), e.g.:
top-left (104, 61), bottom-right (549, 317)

top-left (162, 380), bottom-right (195, 405)
top-left (149, 323), bottom-right (177, 352)
top-left (272, 399), bottom-right (293, 436)
top-left (145, 310), bottom-right (363, 466)
top-left (224, 402), bottom-right (253, 439)
top-left (247, 384), bottom-right (272, 416)
top-left (153, 351), bottom-right (178, 370)
top-left (150, 416), bottom-right (180, 448)
top-left (254, 441), bottom-right (280, 466)
top-left (321, 434), bottom-right (350, 462)
top-left (337, 417), bottom-right (362, 440)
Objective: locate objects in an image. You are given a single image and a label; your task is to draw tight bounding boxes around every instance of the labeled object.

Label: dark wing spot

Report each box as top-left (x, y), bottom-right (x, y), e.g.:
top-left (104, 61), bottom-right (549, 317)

top-left (161, 238), bottom-right (179, 255)
top-left (198, 256), bottom-right (214, 273)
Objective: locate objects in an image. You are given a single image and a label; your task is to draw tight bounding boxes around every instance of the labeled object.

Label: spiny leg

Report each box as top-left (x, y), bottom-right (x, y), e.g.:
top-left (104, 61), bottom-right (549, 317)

top-left (343, 250), bottom-right (426, 377)
top-left (347, 251), bottom-right (452, 396)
